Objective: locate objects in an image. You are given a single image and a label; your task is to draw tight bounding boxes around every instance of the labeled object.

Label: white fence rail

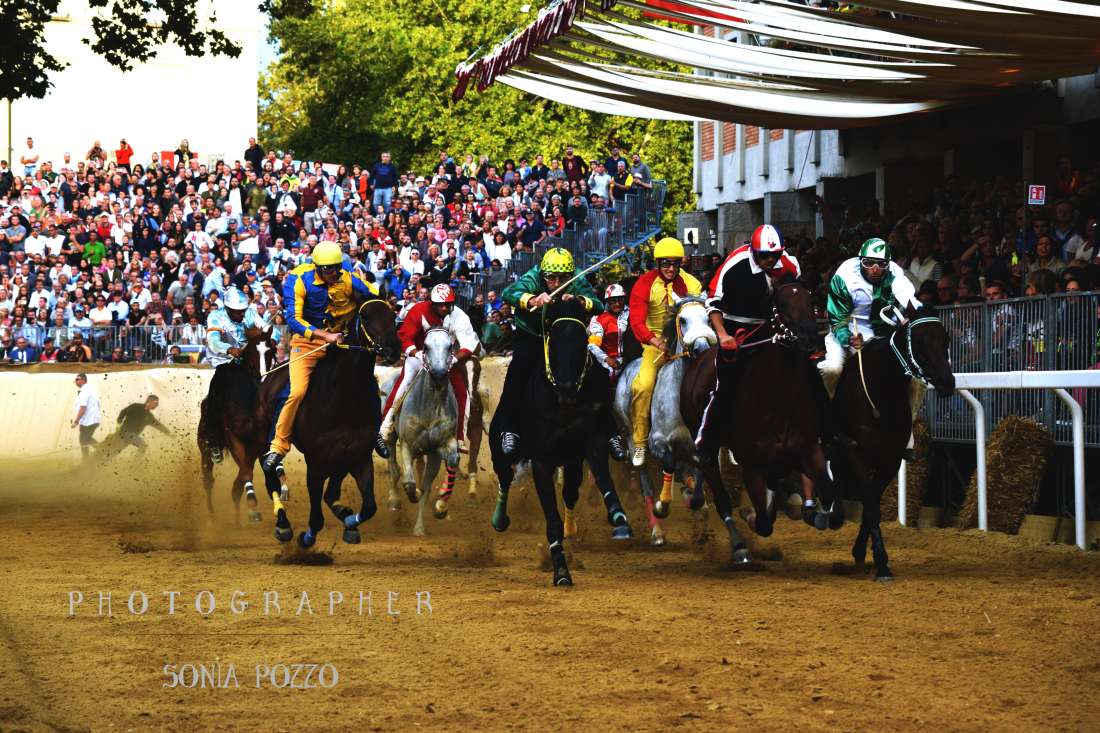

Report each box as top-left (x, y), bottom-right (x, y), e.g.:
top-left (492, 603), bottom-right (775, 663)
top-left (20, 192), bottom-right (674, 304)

top-left (900, 370), bottom-right (1100, 549)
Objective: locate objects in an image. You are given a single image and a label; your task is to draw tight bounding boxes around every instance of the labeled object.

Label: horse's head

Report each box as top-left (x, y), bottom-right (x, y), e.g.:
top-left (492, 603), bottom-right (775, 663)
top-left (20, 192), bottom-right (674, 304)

top-left (422, 328), bottom-right (454, 383)
top-left (544, 297), bottom-right (591, 399)
top-left (242, 325), bottom-right (278, 377)
top-left (665, 293), bottom-right (716, 357)
top-left (892, 303), bottom-right (956, 397)
top-left (354, 298), bottom-right (401, 365)
top-left (772, 278), bottom-right (824, 356)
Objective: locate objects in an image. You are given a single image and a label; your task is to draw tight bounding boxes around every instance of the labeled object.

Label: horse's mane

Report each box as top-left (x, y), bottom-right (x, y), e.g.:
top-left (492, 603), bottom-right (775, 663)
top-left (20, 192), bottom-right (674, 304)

top-left (546, 297), bottom-right (588, 326)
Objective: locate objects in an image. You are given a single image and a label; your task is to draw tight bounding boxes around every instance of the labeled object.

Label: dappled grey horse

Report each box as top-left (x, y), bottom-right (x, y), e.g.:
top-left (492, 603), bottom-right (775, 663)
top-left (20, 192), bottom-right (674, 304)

top-left (614, 295), bottom-right (716, 545)
top-left (382, 328), bottom-right (461, 536)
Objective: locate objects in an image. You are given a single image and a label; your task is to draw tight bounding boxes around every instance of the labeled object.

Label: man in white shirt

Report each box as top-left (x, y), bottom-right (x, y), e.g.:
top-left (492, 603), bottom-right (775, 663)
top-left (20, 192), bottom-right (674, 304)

top-left (588, 162), bottom-right (612, 200)
top-left (20, 137), bottom-right (39, 176)
top-left (43, 224), bottom-right (66, 256)
top-left (24, 225), bottom-right (48, 258)
top-left (71, 373), bottom-right (101, 460)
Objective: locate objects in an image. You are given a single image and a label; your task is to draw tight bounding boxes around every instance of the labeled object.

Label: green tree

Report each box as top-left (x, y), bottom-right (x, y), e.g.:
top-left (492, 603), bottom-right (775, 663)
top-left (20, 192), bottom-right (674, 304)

top-left (260, 0), bottom-right (694, 230)
top-left (2, 0), bottom-right (241, 100)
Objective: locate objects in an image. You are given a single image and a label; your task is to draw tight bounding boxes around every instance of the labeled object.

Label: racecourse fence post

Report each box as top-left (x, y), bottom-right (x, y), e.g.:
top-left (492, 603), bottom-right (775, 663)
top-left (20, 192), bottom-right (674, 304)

top-left (957, 389), bottom-right (988, 531)
top-left (897, 462), bottom-right (907, 526)
top-left (1053, 388), bottom-right (1087, 550)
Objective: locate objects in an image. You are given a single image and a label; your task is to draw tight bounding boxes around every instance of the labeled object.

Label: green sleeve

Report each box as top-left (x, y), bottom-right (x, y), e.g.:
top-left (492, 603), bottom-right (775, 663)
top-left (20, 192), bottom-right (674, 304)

top-left (827, 274), bottom-right (853, 347)
top-left (503, 266), bottom-right (543, 309)
top-left (570, 275), bottom-right (603, 314)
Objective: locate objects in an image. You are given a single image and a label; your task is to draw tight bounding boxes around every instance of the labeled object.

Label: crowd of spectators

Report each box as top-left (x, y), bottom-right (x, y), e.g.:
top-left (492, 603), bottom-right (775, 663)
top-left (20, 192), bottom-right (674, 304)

top-left (0, 134), bottom-right (656, 363)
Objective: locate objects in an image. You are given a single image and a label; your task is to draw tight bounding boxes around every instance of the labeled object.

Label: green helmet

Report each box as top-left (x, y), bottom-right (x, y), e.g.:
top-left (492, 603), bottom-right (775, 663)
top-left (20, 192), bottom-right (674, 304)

top-left (858, 238), bottom-right (890, 262)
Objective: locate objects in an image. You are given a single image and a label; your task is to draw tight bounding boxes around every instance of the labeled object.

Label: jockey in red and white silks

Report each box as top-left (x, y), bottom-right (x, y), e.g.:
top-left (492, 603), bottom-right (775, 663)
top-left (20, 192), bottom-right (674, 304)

top-left (587, 283), bottom-right (630, 379)
top-left (379, 283), bottom-right (481, 446)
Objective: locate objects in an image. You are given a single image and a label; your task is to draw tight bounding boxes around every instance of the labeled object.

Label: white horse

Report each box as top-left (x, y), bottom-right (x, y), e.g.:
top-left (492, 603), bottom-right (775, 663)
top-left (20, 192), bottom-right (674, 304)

top-left (614, 294), bottom-right (716, 544)
top-left (381, 328), bottom-right (462, 536)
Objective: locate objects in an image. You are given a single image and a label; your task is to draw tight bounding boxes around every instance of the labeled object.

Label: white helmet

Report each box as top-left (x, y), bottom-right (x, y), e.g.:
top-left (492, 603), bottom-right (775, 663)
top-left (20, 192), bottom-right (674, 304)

top-left (430, 283), bottom-right (456, 304)
top-left (224, 287), bottom-right (249, 311)
top-left (605, 283), bottom-right (626, 299)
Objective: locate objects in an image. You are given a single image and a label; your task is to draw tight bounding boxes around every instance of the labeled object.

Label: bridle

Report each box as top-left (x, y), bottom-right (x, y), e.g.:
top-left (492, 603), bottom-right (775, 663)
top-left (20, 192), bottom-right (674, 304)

top-left (889, 315), bottom-right (941, 387)
top-left (336, 299), bottom-right (389, 355)
top-left (735, 282), bottom-right (802, 352)
top-left (542, 311), bottom-right (591, 389)
top-left (660, 299), bottom-right (710, 363)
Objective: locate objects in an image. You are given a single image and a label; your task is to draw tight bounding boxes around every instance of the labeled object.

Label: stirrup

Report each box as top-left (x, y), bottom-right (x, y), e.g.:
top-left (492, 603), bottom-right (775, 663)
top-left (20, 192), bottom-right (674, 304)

top-left (630, 446), bottom-right (646, 467)
top-left (261, 451), bottom-right (284, 473)
top-left (209, 446), bottom-right (223, 464)
top-left (500, 432), bottom-right (520, 457)
top-left (374, 434), bottom-right (390, 459)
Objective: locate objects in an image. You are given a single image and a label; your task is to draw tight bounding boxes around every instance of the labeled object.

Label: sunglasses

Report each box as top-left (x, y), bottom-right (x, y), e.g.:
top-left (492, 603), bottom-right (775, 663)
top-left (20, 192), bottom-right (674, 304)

top-left (657, 259), bottom-right (681, 268)
top-left (860, 258), bottom-right (887, 270)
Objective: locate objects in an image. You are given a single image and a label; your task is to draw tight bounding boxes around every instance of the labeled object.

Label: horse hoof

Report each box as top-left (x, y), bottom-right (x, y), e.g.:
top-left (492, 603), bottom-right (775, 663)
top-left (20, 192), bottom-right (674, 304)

top-left (653, 500), bottom-right (670, 519)
top-left (466, 493), bottom-right (478, 507)
top-left (297, 531), bottom-right (316, 549)
top-left (649, 527), bottom-right (666, 546)
top-left (732, 546), bottom-right (752, 564)
top-left (432, 501), bottom-right (449, 520)
top-left (813, 511), bottom-right (830, 532)
top-left (343, 528), bottom-right (361, 544)
top-left (248, 511), bottom-right (262, 523)
top-left (754, 515), bottom-right (774, 538)
top-left (413, 526), bottom-right (426, 538)
top-left (403, 483), bottom-right (419, 503)
top-left (828, 509), bottom-right (846, 531)
top-left (612, 525), bottom-right (633, 541)
top-left (491, 512), bottom-right (510, 533)
top-left (553, 567), bottom-right (573, 587)
top-left (874, 573), bottom-right (894, 583)
top-left (274, 526), bottom-right (293, 543)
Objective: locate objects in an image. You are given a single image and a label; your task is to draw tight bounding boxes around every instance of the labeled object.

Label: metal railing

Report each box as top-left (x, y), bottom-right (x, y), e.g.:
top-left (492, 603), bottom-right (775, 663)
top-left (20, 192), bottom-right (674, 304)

top-left (925, 292), bottom-right (1100, 448)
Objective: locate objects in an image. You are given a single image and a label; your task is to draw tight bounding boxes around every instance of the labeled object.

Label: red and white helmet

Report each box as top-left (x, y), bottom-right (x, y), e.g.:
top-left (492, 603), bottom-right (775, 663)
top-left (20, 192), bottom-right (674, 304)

top-left (430, 284), bottom-right (456, 304)
top-left (750, 224), bottom-right (783, 254)
top-left (605, 283), bottom-right (626, 299)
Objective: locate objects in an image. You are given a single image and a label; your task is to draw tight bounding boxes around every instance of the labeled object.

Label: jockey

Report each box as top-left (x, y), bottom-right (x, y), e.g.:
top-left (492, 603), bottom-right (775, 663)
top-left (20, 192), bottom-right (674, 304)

top-left (205, 287), bottom-right (278, 368)
top-left (379, 283), bottom-right (480, 449)
top-left (628, 236), bottom-right (703, 467)
top-left (496, 247), bottom-right (622, 459)
top-left (694, 224), bottom-right (800, 465)
top-left (821, 237), bottom-right (923, 456)
top-left (587, 283), bottom-right (629, 377)
top-left (261, 240), bottom-right (379, 473)
top-left (203, 287), bottom-right (280, 463)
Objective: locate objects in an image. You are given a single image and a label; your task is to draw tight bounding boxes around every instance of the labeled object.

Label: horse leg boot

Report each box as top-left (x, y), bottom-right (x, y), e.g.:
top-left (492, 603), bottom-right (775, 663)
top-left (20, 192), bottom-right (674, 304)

top-left (638, 470), bottom-right (664, 545)
top-left (298, 464), bottom-right (327, 549)
top-left (654, 450), bottom-right (676, 518)
top-left (491, 463), bottom-right (515, 533)
top-left (561, 463), bottom-right (582, 540)
top-left (585, 445), bottom-right (631, 539)
top-left (341, 461), bottom-right (379, 543)
top-left (532, 462), bottom-right (572, 587)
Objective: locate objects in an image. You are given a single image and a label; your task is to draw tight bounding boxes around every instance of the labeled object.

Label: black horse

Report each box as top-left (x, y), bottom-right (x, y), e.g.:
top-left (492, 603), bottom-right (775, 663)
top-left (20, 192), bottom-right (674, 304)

top-left (681, 280), bottom-right (842, 563)
top-left (197, 326), bottom-right (281, 523)
top-left (830, 303), bottom-right (955, 580)
top-left (489, 298), bottom-right (632, 586)
top-left (259, 298), bottom-right (401, 547)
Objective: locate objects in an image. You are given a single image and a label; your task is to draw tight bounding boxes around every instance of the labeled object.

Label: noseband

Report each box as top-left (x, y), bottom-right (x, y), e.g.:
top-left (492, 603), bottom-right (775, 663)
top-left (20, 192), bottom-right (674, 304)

top-left (338, 299), bottom-right (389, 355)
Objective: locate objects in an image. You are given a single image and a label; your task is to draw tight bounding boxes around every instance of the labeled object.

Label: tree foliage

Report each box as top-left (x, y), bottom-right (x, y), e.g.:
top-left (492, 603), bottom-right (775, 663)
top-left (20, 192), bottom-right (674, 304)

top-left (260, 0), bottom-right (694, 229)
top-left (1, 0), bottom-right (241, 100)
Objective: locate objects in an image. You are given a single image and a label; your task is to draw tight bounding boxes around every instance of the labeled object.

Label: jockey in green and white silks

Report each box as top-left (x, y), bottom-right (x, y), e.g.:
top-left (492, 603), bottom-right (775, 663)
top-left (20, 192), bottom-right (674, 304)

top-left (819, 238), bottom-right (921, 398)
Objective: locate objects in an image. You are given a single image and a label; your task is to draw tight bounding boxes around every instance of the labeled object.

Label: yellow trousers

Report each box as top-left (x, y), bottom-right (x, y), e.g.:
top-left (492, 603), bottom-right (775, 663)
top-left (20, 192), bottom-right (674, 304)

top-left (269, 334), bottom-right (328, 455)
top-left (630, 344), bottom-right (664, 447)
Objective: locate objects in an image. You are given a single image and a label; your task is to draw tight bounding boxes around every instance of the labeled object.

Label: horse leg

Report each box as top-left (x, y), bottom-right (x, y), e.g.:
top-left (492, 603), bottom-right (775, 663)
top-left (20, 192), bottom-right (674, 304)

top-left (269, 462), bottom-right (293, 543)
top-left (698, 461), bottom-right (750, 563)
top-left (297, 462), bottom-right (326, 549)
top-left (638, 468), bottom-right (665, 546)
top-left (415, 453), bottom-right (441, 537)
top-left (866, 483), bottom-right (893, 581)
top-left (386, 440), bottom-right (402, 512)
top-left (683, 468), bottom-right (706, 511)
top-left (324, 473), bottom-right (353, 527)
top-left (561, 462), bottom-right (582, 540)
top-left (200, 443), bottom-right (215, 517)
top-left (466, 399), bottom-right (484, 505)
top-left (741, 468), bottom-right (775, 538)
top-left (339, 461), bottom-right (378, 544)
top-left (227, 434), bottom-right (257, 525)
top-left (800, 447), bottom-right (844, 531)
top-left (433, 446), bottom-right (457, 520)
top-left (585, 452), bottom-right (632, 540)
top-left (491, 460), bottom-right (516, 533)
top-left (653, 451), bottom-right (675, 519)
top-left (397, 440), bottom-right (420, 504)
top-left (532, 462), bottom-right (572, 587)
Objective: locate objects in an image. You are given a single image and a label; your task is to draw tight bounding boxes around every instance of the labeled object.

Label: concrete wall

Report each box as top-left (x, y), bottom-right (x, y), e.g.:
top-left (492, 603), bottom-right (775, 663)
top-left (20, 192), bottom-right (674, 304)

top-left (1, 0), bottom-right (261, 169)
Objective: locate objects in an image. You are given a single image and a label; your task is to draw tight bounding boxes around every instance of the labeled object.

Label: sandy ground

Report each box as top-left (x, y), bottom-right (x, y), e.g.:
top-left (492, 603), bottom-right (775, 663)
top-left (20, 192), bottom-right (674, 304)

top-left (1, 440), bottom-right (1098, 733)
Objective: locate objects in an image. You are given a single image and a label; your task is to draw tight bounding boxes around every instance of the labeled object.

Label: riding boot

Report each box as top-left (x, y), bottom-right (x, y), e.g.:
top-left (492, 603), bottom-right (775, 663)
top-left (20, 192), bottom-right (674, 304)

top-left (374, 433), bottom-right (390, 459)
top-left (500, 432), bottom-right (521, 458)
top-left (209, 445), bottom-right (224, 464)
top-left (608, 434), bottom-right (627, 462)
top-left (261, 450), bottom-right (284, 473)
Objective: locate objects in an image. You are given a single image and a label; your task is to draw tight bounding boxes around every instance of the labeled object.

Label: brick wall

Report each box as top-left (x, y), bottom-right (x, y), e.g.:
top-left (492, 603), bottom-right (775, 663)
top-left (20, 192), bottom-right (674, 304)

top-left (770, 129), bottom-right (785, 141)
top-left (722, 122), bottom-right (736, 154)
top-left (701, 122), bottom-right (714, 161)
top-left (745, 125), bottom-right (760, 147)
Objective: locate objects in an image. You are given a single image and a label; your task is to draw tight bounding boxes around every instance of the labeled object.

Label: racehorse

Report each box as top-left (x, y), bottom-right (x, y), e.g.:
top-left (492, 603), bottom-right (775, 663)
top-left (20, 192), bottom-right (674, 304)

top-left (681, 279), bottom-right (842, 564)
top-left (259, 298), bottom-right (401, 547)
top-left (490, 297), bottom-right (632, 586)
top-left (613, 294), bottom-right (714, 545)
top-left (830, 303), bottom-right (955, 580)
top-left (197, 326), bottom-right (280, 524)
top-left (381, 327), bottom-right (464, 536)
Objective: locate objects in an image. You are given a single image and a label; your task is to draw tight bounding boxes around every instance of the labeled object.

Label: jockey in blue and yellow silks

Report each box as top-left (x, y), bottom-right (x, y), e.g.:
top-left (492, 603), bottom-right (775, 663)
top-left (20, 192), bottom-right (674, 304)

top-left (262, 241), bottom-right (379, 472)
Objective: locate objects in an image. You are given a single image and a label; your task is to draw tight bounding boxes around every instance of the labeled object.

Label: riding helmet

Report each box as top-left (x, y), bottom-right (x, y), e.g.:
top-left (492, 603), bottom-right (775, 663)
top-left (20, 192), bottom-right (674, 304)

top-left (605, 283), bottom-right (626, 299)
top-left (541, 247), bottom-right (575, 274)
top-left (653, 237), bottom-right (685, 260)
top-left (750, 225), bottom-right (784, 254)
top-left (312, 241), bottom-right (344, 267)
top-left (430, 283), bottom-right (456, 303)
top-left (223, 287), bottom-right (249, 311)
top-left (858, 237), bottom-right (891, 262)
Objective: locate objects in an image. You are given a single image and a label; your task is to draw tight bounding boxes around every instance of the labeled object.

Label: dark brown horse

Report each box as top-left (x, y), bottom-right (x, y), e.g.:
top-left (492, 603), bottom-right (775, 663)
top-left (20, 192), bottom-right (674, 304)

top-left (681, 280), bottom-right (841, 563)
top-left (259, 298), bottom-right (401, 547)
top-left (198, 326), bottom-right (280, 523)
top-left (830, 303), bottom-right (955, 580)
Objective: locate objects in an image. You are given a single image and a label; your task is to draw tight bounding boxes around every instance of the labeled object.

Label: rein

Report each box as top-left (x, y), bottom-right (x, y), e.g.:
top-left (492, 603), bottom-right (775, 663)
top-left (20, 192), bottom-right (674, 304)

top-left (259, 299), bottom-right (387, 377)
top-left (889, 316), bottom-right (940, 387)
top-left (733, 304), bottom-right (800, 352)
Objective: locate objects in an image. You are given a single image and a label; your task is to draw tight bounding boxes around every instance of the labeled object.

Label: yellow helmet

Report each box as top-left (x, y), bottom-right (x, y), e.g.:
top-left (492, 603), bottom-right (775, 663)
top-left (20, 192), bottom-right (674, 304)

top-left (312, 241), bottom-right (344, 267)
top-left (541, 247), bottom-right (575, 275)
top-left (653, 237), bottom-right (685, 260)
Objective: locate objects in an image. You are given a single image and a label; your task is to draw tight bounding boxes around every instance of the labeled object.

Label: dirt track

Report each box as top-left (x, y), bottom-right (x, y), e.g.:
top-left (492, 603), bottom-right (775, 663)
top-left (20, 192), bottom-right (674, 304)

top-left (1, 443), bottom-right (1098, 733)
